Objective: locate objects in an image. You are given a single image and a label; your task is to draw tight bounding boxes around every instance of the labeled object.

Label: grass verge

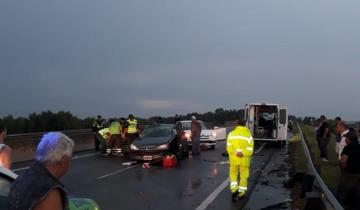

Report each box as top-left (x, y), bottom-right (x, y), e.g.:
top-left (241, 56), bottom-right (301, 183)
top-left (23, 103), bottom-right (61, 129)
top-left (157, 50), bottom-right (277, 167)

top-left (301, 125), bottom-right (340, 190)
top-left (289, 127), bottom-right (307, 209)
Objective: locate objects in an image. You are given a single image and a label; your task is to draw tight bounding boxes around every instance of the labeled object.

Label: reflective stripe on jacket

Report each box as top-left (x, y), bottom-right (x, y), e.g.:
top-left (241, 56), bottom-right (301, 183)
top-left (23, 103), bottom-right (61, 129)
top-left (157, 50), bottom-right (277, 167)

top-left (226, 126), bottom-right (254, 166)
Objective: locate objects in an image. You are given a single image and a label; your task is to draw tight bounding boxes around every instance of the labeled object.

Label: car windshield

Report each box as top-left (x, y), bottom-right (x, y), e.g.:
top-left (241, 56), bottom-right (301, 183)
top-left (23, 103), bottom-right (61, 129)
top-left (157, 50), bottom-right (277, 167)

top-left (141, 125), bottom-right (173, 138)
top-left (180, 121), bottom-right (208, 130)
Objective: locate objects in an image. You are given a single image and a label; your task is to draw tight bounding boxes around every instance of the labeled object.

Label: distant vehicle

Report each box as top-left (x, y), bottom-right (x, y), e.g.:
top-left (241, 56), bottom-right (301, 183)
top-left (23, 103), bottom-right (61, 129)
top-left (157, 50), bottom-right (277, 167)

top-left (245, 103), bottom-right (288, 143)
top-left (175, 120), bottom-right (227, 150)
top-left (0, 166), bottom-right (101, 210)
top-left (129, 124), bottom-right (189, 161)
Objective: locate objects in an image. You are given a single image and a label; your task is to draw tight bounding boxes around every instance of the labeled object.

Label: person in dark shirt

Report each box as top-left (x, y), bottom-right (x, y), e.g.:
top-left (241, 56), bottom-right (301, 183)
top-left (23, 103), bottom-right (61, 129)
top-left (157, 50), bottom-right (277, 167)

top-left (337, 131), bottom-right (360, 208)
top-left (316, 115), bottom-right (331, 161)
top-left (174, 114), bottom-right (181, 124)
top-left (191, 116), bottom-right (202, 156)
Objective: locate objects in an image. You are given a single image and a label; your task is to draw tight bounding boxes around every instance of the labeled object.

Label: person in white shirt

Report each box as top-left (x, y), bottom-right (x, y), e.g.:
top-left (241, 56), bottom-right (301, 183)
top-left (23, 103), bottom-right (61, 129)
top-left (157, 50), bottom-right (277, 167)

top-left (335, 121), bottom-right (349, 160)
top-left (0, 123), bottom-right (12, 169)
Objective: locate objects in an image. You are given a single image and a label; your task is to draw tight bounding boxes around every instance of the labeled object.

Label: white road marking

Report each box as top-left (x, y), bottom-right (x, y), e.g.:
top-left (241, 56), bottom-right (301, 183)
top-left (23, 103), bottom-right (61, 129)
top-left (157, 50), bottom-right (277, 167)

top-left (72, 152), bottom-right (99, 160)
top-left (195, 142), bottom-right (267, 210)
top-left (195, 178), bottom-right (229, 210)
top-left (13, 152), bottom-right (99, 172)
top-left (98, 165), bottom-right (139, 179)
top-left (13, 166), bottom-right (30, 172)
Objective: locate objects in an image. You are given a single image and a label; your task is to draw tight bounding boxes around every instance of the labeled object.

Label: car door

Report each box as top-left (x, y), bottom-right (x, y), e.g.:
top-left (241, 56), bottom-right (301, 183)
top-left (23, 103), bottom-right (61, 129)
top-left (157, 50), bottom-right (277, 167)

top-left (246, 105), bottom-right (256, 136)
top-left (278, 106), bottom-right (288, 141)
top-left (213, 127), bottom-right (226, 140)
top-left (0, 168), bottom-right (16, 209)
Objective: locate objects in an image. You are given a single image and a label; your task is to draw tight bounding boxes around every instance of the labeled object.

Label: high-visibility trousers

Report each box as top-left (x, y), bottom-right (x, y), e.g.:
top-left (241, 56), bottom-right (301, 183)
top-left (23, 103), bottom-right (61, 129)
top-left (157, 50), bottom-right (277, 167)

top-left (229, 164), bottom-right (250, 193)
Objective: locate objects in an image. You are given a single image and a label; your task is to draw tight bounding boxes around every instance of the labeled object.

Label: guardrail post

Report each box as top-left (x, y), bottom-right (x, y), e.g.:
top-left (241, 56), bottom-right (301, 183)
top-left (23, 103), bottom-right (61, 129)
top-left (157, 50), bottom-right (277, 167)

top-left (303, 192), bottom-right (326, 210)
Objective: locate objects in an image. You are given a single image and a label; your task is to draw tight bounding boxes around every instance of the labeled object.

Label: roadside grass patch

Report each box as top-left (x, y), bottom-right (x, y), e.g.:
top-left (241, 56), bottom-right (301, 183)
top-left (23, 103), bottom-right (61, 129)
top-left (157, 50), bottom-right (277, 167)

top-left (301, 125), bottom-right (340, 190)
top-left (289, 131), bottom-right (307, 209)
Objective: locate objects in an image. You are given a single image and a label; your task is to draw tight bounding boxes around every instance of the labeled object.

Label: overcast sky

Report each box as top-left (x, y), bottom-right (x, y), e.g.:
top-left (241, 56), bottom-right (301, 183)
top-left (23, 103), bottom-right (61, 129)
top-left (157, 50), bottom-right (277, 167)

top-left (1, 0), bottom-right (359, 120)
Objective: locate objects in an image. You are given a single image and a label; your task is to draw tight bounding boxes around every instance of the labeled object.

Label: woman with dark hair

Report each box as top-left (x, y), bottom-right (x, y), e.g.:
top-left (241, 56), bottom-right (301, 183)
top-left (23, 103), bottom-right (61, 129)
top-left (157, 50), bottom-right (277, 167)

top-left (0, 123), bottom-right (11, 169)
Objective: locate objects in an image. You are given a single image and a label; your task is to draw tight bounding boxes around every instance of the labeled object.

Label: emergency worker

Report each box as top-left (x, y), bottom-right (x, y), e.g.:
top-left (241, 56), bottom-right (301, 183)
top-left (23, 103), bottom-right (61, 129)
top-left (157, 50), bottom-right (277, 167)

top-left (92, 115), bottom-right (104, 151)
top-left (124, 114), bottom-right (139, 146)
top-left (108, 119), bottom-right (122, 154)
top-left (226, 119), bottom-right (254, 201)
top-left (97, 127), bottom-right (110, 154)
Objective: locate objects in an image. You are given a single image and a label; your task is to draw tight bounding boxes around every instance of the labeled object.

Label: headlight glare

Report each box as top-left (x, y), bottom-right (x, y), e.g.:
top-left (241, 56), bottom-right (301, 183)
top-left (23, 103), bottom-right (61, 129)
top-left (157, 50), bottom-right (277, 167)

top-left (130, 144), bottom-right (139, 150)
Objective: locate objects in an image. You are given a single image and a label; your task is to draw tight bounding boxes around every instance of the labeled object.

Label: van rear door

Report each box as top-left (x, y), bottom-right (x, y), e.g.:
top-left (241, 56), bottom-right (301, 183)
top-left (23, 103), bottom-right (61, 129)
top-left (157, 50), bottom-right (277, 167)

top-left (278, 106), bottom-right (288, 140)
top-left (246, 105), bottom-right (255, 136)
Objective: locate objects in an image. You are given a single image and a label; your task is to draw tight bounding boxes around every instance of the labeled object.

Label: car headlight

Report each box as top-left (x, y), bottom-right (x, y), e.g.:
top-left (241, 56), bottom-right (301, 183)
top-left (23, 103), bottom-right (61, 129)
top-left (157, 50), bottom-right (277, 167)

top-left (184, 133), bottom-right (191, 138)
top-left (130, 144), bottom-right (139, 150)
top-left (156, 144), bottom-right (169, 150)
top-left (212, 132), bottom-right (217, 138)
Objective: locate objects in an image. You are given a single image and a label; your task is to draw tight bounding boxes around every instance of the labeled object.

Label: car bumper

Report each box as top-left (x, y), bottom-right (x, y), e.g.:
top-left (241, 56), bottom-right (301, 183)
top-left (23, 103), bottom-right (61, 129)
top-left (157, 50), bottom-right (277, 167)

top-left (188, 140), bottom-right (217, 146)
top-left (129, 150), bottom-right (165, 161)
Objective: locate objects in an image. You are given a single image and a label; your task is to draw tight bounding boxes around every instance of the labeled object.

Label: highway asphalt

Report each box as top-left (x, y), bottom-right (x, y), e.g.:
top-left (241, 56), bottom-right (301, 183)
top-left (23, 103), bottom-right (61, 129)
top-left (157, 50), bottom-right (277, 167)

top-left (13, 140), bottom-right (282, 210)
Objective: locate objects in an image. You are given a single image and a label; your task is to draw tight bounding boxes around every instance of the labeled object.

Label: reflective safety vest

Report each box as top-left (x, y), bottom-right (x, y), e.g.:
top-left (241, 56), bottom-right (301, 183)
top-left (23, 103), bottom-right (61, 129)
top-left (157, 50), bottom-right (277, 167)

top-left (93, 120), bottom-right (103, 129)
top-left (98, 128), bottom-right (110, 140)
top-left (127, 119), bottom-right (138, 134)
top-left (109, 122), bottom-right (121, 135)
top-left (226, 126), bottom-right (254, 167)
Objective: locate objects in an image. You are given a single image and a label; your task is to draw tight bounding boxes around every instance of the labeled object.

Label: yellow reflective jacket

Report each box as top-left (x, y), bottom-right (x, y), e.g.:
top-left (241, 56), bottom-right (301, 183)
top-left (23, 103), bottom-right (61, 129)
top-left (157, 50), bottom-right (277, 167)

top-left (226, 126), bottom-right (254, 166)
top-left (109, 122), bottom-right (121, 135)
top-left (127, 119), bottom-right (138, 134)
top-left (98, 128), bottom-right (110, 140)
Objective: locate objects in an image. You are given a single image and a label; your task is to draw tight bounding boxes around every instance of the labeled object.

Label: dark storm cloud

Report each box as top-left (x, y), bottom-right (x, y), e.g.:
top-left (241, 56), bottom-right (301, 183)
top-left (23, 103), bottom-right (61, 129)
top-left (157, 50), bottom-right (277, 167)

top-left (1, 0), bottom-right (360, 120)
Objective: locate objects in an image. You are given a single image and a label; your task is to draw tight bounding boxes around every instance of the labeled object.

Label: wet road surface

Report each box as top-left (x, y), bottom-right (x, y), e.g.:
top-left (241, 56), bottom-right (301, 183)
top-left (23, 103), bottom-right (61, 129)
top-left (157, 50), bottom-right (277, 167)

top-left (13, 141), bottom-right (290, 210)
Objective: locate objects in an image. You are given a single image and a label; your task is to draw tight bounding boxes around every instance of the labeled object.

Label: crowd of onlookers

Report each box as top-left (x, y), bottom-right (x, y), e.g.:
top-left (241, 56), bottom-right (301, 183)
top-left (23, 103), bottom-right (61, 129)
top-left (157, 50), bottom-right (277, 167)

top-left (315, 116), bottom-right (360, 209)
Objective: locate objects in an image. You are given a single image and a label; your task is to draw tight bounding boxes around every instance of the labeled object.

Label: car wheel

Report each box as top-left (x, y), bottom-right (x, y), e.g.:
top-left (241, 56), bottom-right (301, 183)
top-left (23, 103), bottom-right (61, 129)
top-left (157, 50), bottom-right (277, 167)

top-left (210, 145), bottom-right (216, 150)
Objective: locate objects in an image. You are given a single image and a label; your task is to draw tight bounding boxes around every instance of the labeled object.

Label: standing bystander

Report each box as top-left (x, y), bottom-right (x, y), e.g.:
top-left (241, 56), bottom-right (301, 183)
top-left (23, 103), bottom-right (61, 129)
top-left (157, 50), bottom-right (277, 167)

top-left (335, 121), bottom-right (350, 160)
top-left (334, 117), bottom-right (342, 156)
top-left (0, 123), bottom-right (11, 169)
top-left (337, 131), bottom-right (360, 209)
top-left (8, 132), bottom-right (75, 210)
top-left (191, 116), bottom-right (202, 156)
top-left (316, 115), bottom-right (331, 162)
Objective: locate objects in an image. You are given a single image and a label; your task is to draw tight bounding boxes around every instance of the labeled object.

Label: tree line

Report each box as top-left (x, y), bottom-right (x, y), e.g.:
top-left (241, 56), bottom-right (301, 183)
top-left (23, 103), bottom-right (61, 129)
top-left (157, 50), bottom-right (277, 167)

top-left (1, 108), bottom-right (245, 134)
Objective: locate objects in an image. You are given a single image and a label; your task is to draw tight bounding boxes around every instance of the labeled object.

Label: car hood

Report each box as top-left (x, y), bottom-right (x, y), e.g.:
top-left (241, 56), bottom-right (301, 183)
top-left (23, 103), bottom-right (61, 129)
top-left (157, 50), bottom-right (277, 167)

top-left (132, 136), bottom-right (172, 147)
top-left (184, 129), bottom-right (213, 135)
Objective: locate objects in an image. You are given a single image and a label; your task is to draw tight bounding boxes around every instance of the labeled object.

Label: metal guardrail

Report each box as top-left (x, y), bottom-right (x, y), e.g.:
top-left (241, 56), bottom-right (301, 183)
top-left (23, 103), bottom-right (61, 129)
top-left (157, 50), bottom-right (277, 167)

top-left (297, 122), bottom-right (344, 210)
top-left (7, 129), bottom-right (92, 138)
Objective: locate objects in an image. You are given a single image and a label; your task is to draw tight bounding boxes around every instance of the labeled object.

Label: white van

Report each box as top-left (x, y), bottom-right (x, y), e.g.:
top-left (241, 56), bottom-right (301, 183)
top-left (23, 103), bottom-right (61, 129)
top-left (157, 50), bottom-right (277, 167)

top-left (245, 103), bottom-right (288, 142)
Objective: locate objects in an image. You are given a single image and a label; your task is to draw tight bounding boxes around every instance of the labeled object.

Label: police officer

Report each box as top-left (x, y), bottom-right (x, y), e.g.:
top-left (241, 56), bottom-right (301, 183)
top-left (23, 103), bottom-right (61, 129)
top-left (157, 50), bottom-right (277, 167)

top-left (125, 114), bottom-right (140, 145)
top-left (92, 115), bottom-right (104, 151)
top-left (97, 127), bottom-right (110, 154)
top-left (108, 119), bottom-right (122, 154)
top-left (227, 119), bottom-right (254, 201)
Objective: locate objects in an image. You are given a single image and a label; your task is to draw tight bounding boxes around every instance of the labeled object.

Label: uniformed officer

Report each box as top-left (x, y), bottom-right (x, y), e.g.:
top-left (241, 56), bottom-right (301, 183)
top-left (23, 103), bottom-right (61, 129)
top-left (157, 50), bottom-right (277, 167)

top-left (226, 119), bottom-right (254, 201)
top-left (92, 115), bottom-right (104, 151)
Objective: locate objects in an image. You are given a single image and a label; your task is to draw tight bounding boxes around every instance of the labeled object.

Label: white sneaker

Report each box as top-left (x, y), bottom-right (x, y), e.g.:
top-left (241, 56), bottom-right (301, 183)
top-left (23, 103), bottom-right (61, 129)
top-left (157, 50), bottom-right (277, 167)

top-left (322, 158), bottom-right (329, 162)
